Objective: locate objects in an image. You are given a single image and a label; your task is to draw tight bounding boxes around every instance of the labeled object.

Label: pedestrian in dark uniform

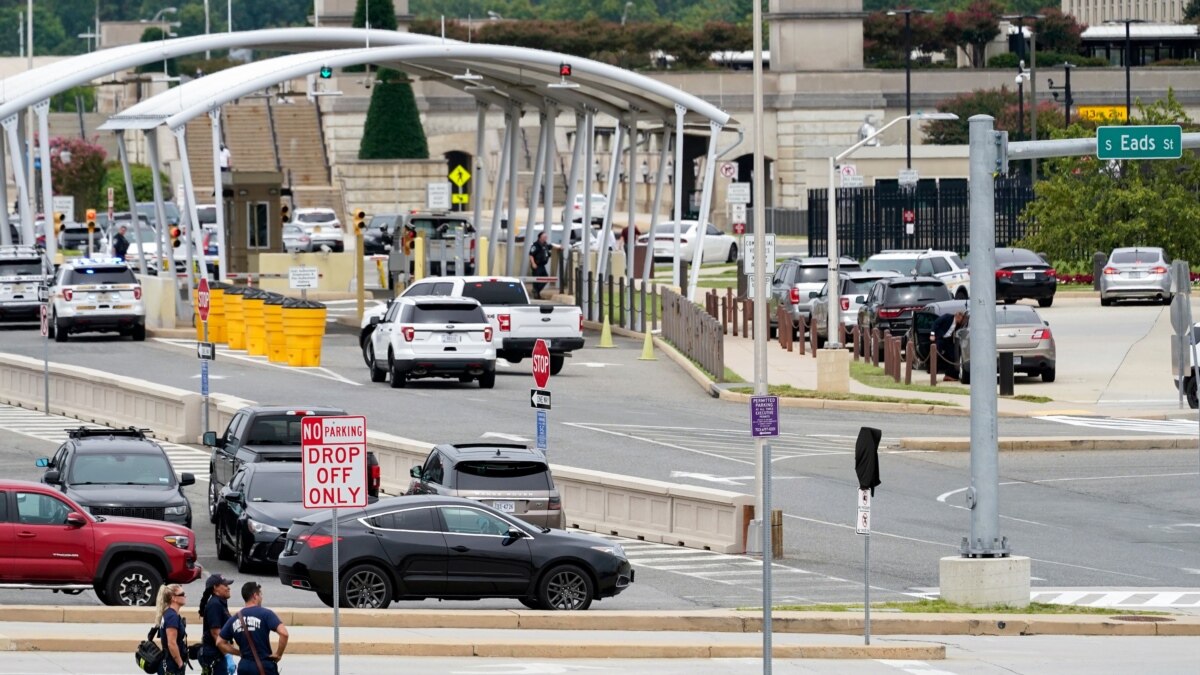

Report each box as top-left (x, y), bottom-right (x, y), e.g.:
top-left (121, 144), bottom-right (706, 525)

top-left (155, 583), bottom-right (189, 675)
top-left (529, 231), bottom-right (553, 298)
top-left (113, 225), bottom-right (130, 261)
top-left (218, 582), bottom-right (288, 675)
top-left (932, 311), bottom-right (965, 381)
top-left (198, 573), bottom-right (235, 675)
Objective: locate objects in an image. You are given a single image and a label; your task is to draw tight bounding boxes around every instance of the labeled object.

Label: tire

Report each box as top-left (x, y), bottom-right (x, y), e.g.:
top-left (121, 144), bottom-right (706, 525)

top-left (726, 243), bottom-right (738, 263)
top-left (131, 323), bottom-right (146, 341)
top-left (235, 535), bottom-right (252, 573)
top-left (1187, 377), bottom-right (1198, 410)
top-left (104, 561), bottom-right (162, 607)
top-left (536, 564), bottom-right (594, 611)
top-left (54, 317), bottom-right (68, 343)
top-left (92, 582), bottom-right (110, 605)
top-left (479, 371), bottom-right (496, 389)
top-left (341, 564), bottom-right (393, 609)
top-left (368, 344), bottom-right (387, 383)
top-left (550, 355), bottom-right (565, 375)
top-left (215, 521), bottom-right (233, 562)
top-left (1042, 367), bottom-right (1056, 383)
top-left (519, 598), bottom-right (540, 610)
top-left (389, 353), bottom-right (407, 389)
top-left (207, 481), bottom-right (218, 523)
top-left (958, 355), bottom-right (971, 385)
top-left (1038, 297), bottom-right (1053, 308)
top-left (1101, 296), bottom-right (1112, 307)
top-left (955, 288), bottom-right (969, 300)
top-left (360, 328), bottom-right (375, 367)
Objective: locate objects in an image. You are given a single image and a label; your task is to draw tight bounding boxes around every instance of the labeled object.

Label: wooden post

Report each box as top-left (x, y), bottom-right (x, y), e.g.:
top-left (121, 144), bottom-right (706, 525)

top-left (743, 298), bottom-right (752, 339)
top-left (810, 315), bottom-right (818, 356)
top-left (871, 329), bottom-right (880, 367)
top-left (850, 326), bottom-right (858, 362)
top-left (797, 315), bottom-right (806, 355)
top-left (905, 337), bottom-right (913, 385)
top-left (892, 337), bottom-right (901, 383)
top-left (838, 322), bottom-right (846, 348)
top-left (930, 337), bottom-right (938, 386)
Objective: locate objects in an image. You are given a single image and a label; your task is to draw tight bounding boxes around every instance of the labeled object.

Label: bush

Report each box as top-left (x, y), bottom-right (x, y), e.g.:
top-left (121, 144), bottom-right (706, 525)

top-left (987, 51), bottom-right (1106, 68)
top-left (99, 163), bottom-right (167, 211)
top-left (1150, 58), bottom-right (1200, 67)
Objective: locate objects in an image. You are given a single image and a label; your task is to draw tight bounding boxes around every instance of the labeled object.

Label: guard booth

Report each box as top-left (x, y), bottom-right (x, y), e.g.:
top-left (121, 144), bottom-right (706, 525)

top-left (222, 171), bottom-right (285, 276)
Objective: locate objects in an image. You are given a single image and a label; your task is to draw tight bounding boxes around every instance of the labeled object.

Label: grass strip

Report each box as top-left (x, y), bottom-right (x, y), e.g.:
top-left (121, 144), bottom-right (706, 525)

top-left (728, 384), bottom-right (957, 407)
top-left (850, 360), bottom-right (969, 396)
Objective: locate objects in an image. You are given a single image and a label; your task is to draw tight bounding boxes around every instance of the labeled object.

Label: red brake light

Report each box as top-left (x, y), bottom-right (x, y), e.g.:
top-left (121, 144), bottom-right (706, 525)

top-left (840, 297), bottom-right (850, 311)
top-left (1045, 268), bottom-right (1057, 279)
top-left (1032, 328), bottom-right (1052, 341)
top-left (1103, 267), bottom-right (1119, 275)
top-left (578, 313), bottom-right (584, 332)
top-left (369, 464), bottom-right (381, 493)
top-left (878, 308), bottom-right (903, 319)
top-left (63, 288), bottom-right (74, 301)
top-left (499, 314), bottom-right (511, 331)
top-left (133, 287), bottom-right (142, 300)
top-left (402, 326), bottom-right (415, 342)
top-left (548, 496), bottom-right (561, 510)
top-left (1150, 266), bottom-right (1168, 274)
top-left (483, 327), bottom-right (492, 342)
top-left (789, 288), bottom-right (799, 305)
top-left (298, 534), bottom-right (336, 549)
top-left (995, 270), bottom-right (1013, 279)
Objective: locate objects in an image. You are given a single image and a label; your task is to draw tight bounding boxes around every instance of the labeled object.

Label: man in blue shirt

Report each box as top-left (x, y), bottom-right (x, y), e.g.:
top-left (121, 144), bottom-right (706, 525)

top-left (217, 582), bottom-right (289, 675)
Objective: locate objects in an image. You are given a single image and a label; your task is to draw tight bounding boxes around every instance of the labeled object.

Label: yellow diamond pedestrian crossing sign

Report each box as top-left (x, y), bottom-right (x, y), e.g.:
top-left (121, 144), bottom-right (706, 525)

top-left (449, 165), bottom-right (471, 187)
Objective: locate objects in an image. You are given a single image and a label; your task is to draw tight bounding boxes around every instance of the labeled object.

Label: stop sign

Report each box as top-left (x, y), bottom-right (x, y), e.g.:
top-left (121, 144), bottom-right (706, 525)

top-left (531, 339), bottom-right (551, 389)
top-left (197, 278), bottom-right (211, 323)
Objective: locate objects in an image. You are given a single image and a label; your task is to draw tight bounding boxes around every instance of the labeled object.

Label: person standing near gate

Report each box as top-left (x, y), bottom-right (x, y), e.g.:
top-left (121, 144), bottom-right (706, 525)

top-left (932, 311), bottom-right (965, 382)
top-left (218, 582), bottom-right (288, 675)
top-left (530, 231), bottom-right (553, 298)
top-left (112, 225), bottom-right (130, 261)
top-left (198, 573), bottom-right (234, 675)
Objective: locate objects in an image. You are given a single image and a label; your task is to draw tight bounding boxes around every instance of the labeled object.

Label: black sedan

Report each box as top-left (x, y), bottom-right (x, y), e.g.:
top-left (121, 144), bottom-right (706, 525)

top-left (996, 247), bottom-right (1057, 307)
top-left (278, 495), bottom-right (633, 611)
top-left (215, 463), bottom-right (307, 572)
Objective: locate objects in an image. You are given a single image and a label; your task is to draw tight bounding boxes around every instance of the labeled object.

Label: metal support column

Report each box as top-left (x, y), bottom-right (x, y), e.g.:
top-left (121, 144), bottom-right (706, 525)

top-left (174, 125), bottom-right (207, 288)
top-left (626, 114), bottom-right (638, 303)
top-left (522, 110), bottom-right (549, 266)
top-left (488, 109), bottom-right (513, 273)
top-left (641, 125), bottom-right (671, 285)
top-left (472, 102), bottom-right (487, 263)
top-left (581, 111), bottom-right (595, 312)
top-left (561, 112), bottom-right (585, 251)
top-left (686, 123), bottom-right (722, 302)
top-left (209, 109), bottom-right (228, 280)
top-left (504, 111), bottom-right (521, 276)
top-left (34, 100), bottom-right (57, 261)
top-left (672, 105), bottom-right (686, 288)
top-left (596, 122), bottom-right (626, 280)
top-left (115, 132), bottom-right (148, 275)
top-left (541, 104), bottom-right (556, 257)
top-left (2, 115), bottom-right (35, 245)
top-left (145, 130), bottom-right (172, 275)
top-left (0, 133), bottom-right (10, 246)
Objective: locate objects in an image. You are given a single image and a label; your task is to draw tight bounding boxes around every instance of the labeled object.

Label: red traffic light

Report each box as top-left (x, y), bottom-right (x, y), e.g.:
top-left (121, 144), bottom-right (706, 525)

top-left (559, 63), bottom-right (572, 77)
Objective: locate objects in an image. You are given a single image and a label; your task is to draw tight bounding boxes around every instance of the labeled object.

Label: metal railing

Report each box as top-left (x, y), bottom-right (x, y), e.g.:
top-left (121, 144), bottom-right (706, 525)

top-left (661, 288), bottom-right (724, 381)
top-left (575, 269), bottom-right (660, 334)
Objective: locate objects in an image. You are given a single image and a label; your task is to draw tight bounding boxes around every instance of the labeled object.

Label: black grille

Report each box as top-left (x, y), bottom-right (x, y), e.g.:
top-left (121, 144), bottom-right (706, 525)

top-left (89, 506), bottom-right (166, 520)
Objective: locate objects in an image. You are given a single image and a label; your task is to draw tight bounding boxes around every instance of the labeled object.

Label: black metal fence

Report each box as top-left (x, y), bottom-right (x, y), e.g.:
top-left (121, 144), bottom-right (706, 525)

top-left (574, 269), bottom-right (661, 334)
top-left (805, 177), bottom-right (1035, 259)
top-left (747, 207), bottom-right (808, 236)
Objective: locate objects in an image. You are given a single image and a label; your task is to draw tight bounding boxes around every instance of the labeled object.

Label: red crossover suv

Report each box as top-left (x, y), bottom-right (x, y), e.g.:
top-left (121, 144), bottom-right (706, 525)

top-left (0, 479), bottom-right (202, 605)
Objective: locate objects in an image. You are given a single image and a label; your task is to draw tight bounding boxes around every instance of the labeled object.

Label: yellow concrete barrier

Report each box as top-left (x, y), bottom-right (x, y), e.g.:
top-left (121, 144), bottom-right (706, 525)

top-left (283, 299), bottom-right (328, 367)
top-left (264, 295), bottom-right (287, 363)
top-left (242, 289), bottom-right (268, 357)
top-left (207, 283), bottom-right (228, 344)
top-left (223, 286), bottom-right (247, 350)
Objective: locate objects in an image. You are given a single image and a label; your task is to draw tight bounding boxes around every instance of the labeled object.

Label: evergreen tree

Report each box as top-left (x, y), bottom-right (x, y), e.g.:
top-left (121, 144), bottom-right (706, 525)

top-left (359, 71), bottom-right (429, 160)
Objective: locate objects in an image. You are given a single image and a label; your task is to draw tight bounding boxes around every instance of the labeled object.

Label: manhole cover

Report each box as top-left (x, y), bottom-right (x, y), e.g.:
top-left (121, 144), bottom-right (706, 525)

top-left (1109, 615), bottom-right (1172, 622)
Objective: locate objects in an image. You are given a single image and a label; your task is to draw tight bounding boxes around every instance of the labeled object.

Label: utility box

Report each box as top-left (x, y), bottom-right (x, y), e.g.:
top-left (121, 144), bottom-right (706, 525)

top-left (223, 171), bottom-right (285, 275)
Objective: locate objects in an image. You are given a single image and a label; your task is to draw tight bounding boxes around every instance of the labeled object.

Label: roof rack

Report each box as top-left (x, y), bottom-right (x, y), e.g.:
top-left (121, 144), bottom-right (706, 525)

top-left (66, 426), bottom-right (149, 440)
top-left (450, 442), bottom-right (529, 450)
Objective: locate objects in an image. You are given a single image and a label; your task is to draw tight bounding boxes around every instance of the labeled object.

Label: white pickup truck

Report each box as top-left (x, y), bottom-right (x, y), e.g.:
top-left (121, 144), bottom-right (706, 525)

top-left (361, 276), bottom-right (585, 374)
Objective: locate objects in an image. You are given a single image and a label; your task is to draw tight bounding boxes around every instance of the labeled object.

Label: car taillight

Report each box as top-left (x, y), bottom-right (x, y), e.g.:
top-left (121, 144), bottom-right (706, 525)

top-left (1103, 267), bottom-right (1119, 275)
top-left (402, 326), bottom-right (415, 342)
top-left (840, 297), bottom-right (850, 311)
top-left (1045, 268), bottom-right (1057, 279)
top-left (789, 288), bottom-right (799, 304)
top-left (579, 313), bottom-right (584, 332)
top-left (63, 288), bottom-right (73, 301)
top-left (1032, 328), bottom-right (1052, 341)
top-left (469, 238), bottom-right (476, 263)
top-left (297, 534), bottom-right (337, 549)
top-left (878, 308), bottom-right (903, 319)
top-left (483, 327), bottom-right (492, 342)
top-left (133, 287), bottom-right (142, 300)
top-left (369, 464), bottom-right (381, 495)
top-left (499, 314), bottom-right (511, 331)
top-left (548, 496), bottom-right (561, 510)
top-left (995, 270), bottom-right (1013, 279)
top-left (1150, 266), bottom-right (1168, 274)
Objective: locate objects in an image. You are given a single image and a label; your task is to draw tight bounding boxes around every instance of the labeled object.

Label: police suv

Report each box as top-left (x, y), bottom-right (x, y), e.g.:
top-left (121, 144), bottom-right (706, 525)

top-left (49, 257), bottom-right (146, 341)
top-left (0, 245), bottom-right (51, 322)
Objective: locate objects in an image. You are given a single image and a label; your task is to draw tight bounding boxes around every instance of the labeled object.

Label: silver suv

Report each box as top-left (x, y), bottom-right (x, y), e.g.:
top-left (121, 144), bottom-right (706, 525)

top-left (863, 249), bottom-right (971, 299)
top-left (768, 257), bottom-right (861, 332)
top-left (0, 245), bottom-right (51, 323)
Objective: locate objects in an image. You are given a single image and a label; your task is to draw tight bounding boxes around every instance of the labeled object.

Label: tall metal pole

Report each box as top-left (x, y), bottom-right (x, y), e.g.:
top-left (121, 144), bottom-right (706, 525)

top-left (752, 0), bottom-right (771, 656)
top-left (685, 126), bottom-right (720, 303)
top-left (1029, 27), bottom-right (1037, 179)
top-left (672, 105), bottom-right (685, 288)
top-left (561, 112), bottom-right (584, 252)
top-left (488, 109), bottom-right (512, 273)
top-left (1064, 65), bottom-right (1072, 128)
top-left (596, 123), bottom-right (626, 280)
top-left (3, 117), bottom-right (34, 246)
top-left (1125, 22), bottom-right (1132, 124)
top-left (0, 134), bottom-right (9, 247)
top-left (35, 101), bottom-right (57, 261)
top-left (473, 102), bottom-right (487, 259)
top-left (522, 111), bottom-right (549, 266)
top-left (204, 0), bottom-right (211, 58)
top-left (904, 13), bottom-right (912, 169)
top-left (641, 126), bottom-right (671, 285)
top-left (115, 132), bottom-right (148, 275)
top-left (210, 109), bottom-right (228, 280)
top-left (626, 114), bottom-right (638, 311)
top-left (581, 111), bottom-right (595, 311)
top-left (504, 110), bottom-right (520, 276)
top-left (145, 131), bottom-right (172, 275)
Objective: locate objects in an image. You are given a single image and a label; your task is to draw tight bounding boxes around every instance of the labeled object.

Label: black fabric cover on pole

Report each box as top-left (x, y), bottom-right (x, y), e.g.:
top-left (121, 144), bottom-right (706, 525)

top-left (855, 426), bottom-right (882, 495)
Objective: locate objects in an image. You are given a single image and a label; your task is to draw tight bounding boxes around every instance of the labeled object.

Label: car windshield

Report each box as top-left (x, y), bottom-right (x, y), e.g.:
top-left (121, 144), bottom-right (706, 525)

top-left (244, 416), bottom-right (305, 445)
top-left (461, 280), bottom-right (527, 305)
top-left (997, 306), bottom-right (1041, 325)
top-left (69, 452), bottom-right (174, 486)
top-left (0, 260), bottom-right (43, 276)
top-left (64, 266), bottom-right (137, 285)
top-left (298, 212), bottom-right (336, 223)
top-left (1111, 250), bottom-right (1162, 264)
top-left (455, 461), bottom-right (551, 490)
top-left (248, 471), bottom-right (302, 503)
top-left (864, 257), bottom-right (918, 274)
top-left (884, 283), bottom-right (950, 304)
top-left (843, 278), bottom-right (881, 296)
top-left (409, 218), bottom-right (470, 240)
top-left (999, 249), bottom-right (1044, 265)
top-left (408, 303), bottom-right (486, 324)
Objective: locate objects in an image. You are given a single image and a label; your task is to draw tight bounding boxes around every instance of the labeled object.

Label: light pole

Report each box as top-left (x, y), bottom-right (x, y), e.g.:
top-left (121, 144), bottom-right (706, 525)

top-left (1047, 63), bottom-right (1073, 128)
top-left (825, 111), bottom-right (957, 343)
top-left (887, 9), bottom-right (932, 169)
top-left (621, 1), bottom-right (634, 26)
top-left (1015, 64), bottom-right (1029, 141)
top-left (1107, 19), bottom-right (1144, 124)
top-left (1005, 15), bottom-right (1042, 177)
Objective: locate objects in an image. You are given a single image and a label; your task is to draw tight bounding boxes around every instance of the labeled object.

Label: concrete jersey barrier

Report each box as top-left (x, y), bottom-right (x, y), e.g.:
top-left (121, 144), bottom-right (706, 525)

top-left (0, 356), bottom-right (751, 553)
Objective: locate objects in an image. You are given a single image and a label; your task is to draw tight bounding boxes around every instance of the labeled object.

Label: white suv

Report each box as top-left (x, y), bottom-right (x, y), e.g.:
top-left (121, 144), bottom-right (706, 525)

top-left (293, 208), bottom-right (344, 252)
top-left (365, 296), bottom-right (496, 389)
top-left (0, 245), bottom-right (51, 323)
top-left (862, 249), bottom-right (971, 299)
top-left (49, 258), bottom-right (146, 341)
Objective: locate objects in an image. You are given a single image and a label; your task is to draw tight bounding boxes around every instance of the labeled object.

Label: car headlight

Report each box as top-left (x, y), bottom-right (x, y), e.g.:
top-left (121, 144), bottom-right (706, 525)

top-left (591, 544), bottom-right (626, 559)
top-left (163, 534), bottom-right (190, 550)
top-left (164, 504), bottom-right (189, 517)
top-left (247, 518), bottom-right (280, 535)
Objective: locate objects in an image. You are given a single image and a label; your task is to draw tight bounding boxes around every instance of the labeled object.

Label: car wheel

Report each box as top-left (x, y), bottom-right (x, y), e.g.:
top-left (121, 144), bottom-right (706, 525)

top-left (1187, 377), bottom-right (1198, 410)
top-left (54, 316), bottom-right (68, 343)
top-left (955, 288), bottom-right (969, 300)
top-left (92, 582), bottom-right (110, 605)
top-left (235, 535), bottom-right (251, 573)
top-left (479, 371), bottom-right (496, 389)
top-left (1101, 296), bottom-right (1112, 307)
top-left (550, 355), bottom-right (565, 375)
top-left (1163, 294), bottom-right (1174, 305)
top-left (131, 323), bottom-right (146, 341)
top-left (207, 481), bottom-right (218, 523)
top-left (519, 598), bottom-right (540, 610)
top-left (536, 564), bottom-right (594, 611)
top-left (389, 352), bottom-right (407, 389)
top-left (105, 561), bottom-right (162, 607)
top-left (726, 243), bottom-right (738, 263)
top-left (1038, 297), bottom-right (1053, 308)
top-left (1042, 367), bottom-right (1056, 383)
top-left (958, 355), bottom-right (971, 385)
top-left (341, 564), bottom-right (393, 609)
top-left (368, 344), bottom-right (387, 383)
top-left (360, 328), bottom-right (375, 366)
top-left (215, 522), bottom-right (233, 561)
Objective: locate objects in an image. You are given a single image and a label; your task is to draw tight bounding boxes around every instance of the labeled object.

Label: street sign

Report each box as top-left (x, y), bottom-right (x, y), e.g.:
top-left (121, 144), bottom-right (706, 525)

top-left (107, 187), bottom-right (115, 209)
top-left (427, 182), bottom-right (452, 210)
top-left (51, 196), bottom-right (74, 220)
top-left (37, 285), bottom-right (49, 303)
top-left (898, 169), bottom-right (919, 186)
top-left (731, 202), bottom-right (747, 225)
top-left (301, 415), bottom-right (368, 509)
top-left (856, 507), bottom-right (871, 535)
top-left (1078, 105), bottom-right (1127, 122)
top-left (750, 395), bottom-right (779, 437)
top-left (840, 174), bottom-right (864, 188)
top-left (719, 162), bottom-right (738, 180)
top-left (196, 278), bottom-right (211, 323)
top-left (289, 266), bottom-right (319, 290)
top-left (839, 164), bottom-right (857, 177)
top-left (733, 222), bottom-right (746, 235)
top-left (536, 409), bottom-right (548, 452)
top-left (726, 183), bottom-right (751, 205)
top-left (1096, 125), bottom-right (1182, 160)
top-left (902, 209), bottom-right (916, 224)
top-left (531, 338), bottom-right (551, 389)
top-left (530, 388), bottom-right (552, 409)
top-left (1171, 294), bottom-right (1192, 335)
top-left (742, 233), bottom-right (776, 275)
top-left (858, 488), bottom-right (871, 509)
top-left (451, 193), bottom-right (469, 205)
top-left (448, 165), bottom-right (471, 187)
top-left (196, 341), bottom-right (216, 360)
top-left (39, 304), bottom-right (47, 337)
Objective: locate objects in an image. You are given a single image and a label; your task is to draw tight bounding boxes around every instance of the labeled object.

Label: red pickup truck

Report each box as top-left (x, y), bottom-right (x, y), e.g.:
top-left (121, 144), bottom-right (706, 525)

top-left (0, 479), bottom-right (202, 605)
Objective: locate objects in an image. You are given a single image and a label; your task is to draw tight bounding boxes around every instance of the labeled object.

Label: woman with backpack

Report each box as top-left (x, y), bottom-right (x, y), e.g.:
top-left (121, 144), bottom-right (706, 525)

top-left (155, 583), bottom-right (189, 675)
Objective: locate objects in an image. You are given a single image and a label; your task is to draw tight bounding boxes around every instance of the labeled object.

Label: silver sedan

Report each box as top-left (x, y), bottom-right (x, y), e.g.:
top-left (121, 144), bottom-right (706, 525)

top-left (1100, 246), bottom-right (1173, 306)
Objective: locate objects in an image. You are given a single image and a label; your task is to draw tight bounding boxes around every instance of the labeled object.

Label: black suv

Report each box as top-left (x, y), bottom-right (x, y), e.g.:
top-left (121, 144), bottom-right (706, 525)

top-left (406, 443), bottom-right (563, 529)
top-left (215, 463), bottom-right (307, 572)
top-left (35, 428), bottom-right (195, 528)
top-left (856, 275), bottom-right (951, 359)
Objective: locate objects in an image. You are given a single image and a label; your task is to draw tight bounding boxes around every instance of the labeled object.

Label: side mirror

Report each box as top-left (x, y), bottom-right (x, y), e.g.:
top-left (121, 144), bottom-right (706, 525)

top-left (502, 528), bottom-right (525, 544)
top-left (225, 491), bottom-right (244, 504)
top-left (43, 470), bottom-right (61, 485)
top-left (66, 512), bottom-right (87, 528)
top-left (409, 465), bottom-right (422, 479)
top-left (808, 291), bottom-right (818, 299)
top-left (35, 457), bottom-right (49, 468)
top-left (1044, 320), bottom-right (1050, 326)
top-left (202, 431), bottom-right (218, 447)
top-left (179, 473), bottom-right (195, 487)
top-left (369, 316), bottom-right (381, 326)
top-left (855, 295), bottom-right (866, 304)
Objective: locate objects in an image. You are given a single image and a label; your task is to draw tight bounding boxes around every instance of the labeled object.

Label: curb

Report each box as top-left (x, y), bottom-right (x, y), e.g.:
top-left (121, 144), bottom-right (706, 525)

top-left (146, 327), bottom-right (197, 339)
top-left (901, 435), bottom-right (1200, 451)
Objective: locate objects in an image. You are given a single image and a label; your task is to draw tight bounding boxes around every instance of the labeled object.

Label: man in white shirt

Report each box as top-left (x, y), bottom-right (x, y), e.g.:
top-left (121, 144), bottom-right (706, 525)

top-left (219, 145), bottom-right (232, 172)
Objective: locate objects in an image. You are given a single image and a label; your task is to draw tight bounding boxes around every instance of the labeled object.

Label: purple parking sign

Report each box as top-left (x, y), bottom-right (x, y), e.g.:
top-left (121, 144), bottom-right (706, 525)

top-left (750, 395), bottom-right (779, 437)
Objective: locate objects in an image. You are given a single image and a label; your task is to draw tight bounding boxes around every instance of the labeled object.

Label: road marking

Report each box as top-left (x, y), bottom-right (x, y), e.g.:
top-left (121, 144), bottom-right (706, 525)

top-left (878, 661), bottom-right (958, 675)
top-left (1036, 414), bottom-right (1199, 435)
top-left (152, 338), bottom-right (361, 386)
top-left (0, 403), bottom-right (210, 481)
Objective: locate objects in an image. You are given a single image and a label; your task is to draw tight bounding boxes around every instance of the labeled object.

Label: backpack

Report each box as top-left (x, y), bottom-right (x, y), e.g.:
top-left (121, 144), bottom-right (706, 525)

top-left (135, 625), bottom-right (164, 674)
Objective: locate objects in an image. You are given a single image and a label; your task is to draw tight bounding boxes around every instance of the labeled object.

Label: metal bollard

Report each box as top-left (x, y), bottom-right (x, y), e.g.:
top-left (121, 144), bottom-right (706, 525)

top-left (905, 338), bottom-right (913, 385)
top-left (930, 340), bottom-right (938, 386)
top-left (999, 351), bottom-right (1015, 396)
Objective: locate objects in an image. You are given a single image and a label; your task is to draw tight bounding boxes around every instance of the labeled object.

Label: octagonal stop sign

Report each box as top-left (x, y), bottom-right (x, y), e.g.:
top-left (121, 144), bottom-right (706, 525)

top-left (531, 338), bottom-right (551, 389)
top-left (197, 278), bottom-right (211, 323)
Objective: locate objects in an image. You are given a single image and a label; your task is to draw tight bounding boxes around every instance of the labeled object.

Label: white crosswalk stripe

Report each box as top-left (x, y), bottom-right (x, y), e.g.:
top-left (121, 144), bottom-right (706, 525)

top-left (1037, 414), bottom-right (1200, 436)
top-left (565, 423), bottom-right (875, 465)
top-left (910, 586), bottom-right (1200, 609)
top-left (0, 404), bottom-right (210, 481)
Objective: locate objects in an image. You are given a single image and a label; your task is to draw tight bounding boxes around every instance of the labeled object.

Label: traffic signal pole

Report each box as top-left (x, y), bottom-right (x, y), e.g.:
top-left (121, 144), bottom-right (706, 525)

top-left (354, 209), bottom-right (365, 323)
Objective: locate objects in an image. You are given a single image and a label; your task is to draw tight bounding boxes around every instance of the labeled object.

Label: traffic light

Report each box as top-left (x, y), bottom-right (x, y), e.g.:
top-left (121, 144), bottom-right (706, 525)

top-left (319, 65), bottom-right (333, 79)
top-left (281, 204), bottom-right (291, 224)
top-left (53, 212), bottom-right (65, 235)
top-left (85, 209), bottom-right (96, 232)
top-left (352, 208), bottom-right (366, 235)
top-left (170, 226), bottom-right (182, 248)
top-left (559, 63), bottom-right (572, 77)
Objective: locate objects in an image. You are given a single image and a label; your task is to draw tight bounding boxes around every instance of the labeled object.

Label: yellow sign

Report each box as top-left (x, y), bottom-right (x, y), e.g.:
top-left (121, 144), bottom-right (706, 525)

top-left (1078, 105), bottom-right (1128, 122)
top-left (449, 165), bottom-right (471, 187)
top-left (451, 193), bottom-right (469, 205)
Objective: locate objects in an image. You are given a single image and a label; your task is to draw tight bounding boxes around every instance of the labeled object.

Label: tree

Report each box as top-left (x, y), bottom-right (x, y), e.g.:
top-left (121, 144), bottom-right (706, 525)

top-left (354, 0), bottom-right (399, 30)
top-left (1019, 90), bottom-right (1200, 264)
top-left (100, 163), bottom-right (167, 211)
top-left (943, 0), bottom-right (1002, 68)
top-left (1034, 9), bottom-right (1085, 55)
top-left (864, 11), bottom-right (952, 68)
top-left (1185, 0), bottom-right (1200, 23)
top-left (50, 137), bottom-right (107, 221)
top-left (359, 71), bottom-right (429, 160)
top-left (925, 87), bottom-right (1020, 144)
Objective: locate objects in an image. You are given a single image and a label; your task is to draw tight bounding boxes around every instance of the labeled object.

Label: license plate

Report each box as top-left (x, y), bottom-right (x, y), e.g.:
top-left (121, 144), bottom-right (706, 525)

top-left (1012, 356), bottom-right (1023, 365)
top-left (441, 333), bottom-right (461, 343)
top-left (1023, 273), bottom-right (1035, 280)
top-left (313, 226), bottom-right (322, 233)
top-left (1129, 271), bottom-right (1145, 279)
top-left (493, 500), bottom-right (515, 513)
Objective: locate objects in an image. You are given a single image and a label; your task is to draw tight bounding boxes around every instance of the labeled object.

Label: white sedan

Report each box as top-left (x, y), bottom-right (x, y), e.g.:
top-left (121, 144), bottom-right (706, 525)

top-left (561, 193), bottom-right (608, 224)
top-left (639, 221), bottom-right (737, 264)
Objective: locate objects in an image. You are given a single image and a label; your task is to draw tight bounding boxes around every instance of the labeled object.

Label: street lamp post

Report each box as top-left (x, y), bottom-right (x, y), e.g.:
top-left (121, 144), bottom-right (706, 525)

top-left (887, 9), bottom-right (932, 170)
top-left (825, 112), bottom-right (957, 344)
top-left (1015, 65), bottom-right (1029, 141)
top-left (1107, 19), bottom-right (1145, 124)
top-left (1047, 63), bottom-right (1074, 128)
